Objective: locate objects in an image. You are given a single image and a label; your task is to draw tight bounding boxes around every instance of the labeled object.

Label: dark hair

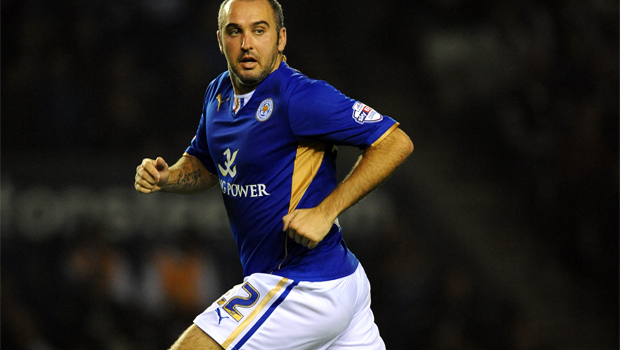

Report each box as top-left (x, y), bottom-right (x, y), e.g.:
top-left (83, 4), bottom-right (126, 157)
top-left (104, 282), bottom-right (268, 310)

top-left (218, 0), bottom-right (284, 34)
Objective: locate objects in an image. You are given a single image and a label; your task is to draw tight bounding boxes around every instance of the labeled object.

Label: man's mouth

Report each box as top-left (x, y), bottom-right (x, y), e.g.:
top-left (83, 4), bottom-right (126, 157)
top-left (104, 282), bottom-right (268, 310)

top-left (239, 56), bottom-right (258, 69)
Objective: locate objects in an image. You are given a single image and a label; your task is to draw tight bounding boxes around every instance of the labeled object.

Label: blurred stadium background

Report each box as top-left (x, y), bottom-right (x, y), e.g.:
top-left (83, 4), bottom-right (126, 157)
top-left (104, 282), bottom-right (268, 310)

top-left (2, 0), bottom-right (618, 349)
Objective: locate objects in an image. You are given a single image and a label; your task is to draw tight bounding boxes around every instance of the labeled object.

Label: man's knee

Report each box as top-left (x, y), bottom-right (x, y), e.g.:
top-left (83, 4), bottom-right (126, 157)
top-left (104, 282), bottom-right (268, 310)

top-left (170, 324), bottom-right (223, 350)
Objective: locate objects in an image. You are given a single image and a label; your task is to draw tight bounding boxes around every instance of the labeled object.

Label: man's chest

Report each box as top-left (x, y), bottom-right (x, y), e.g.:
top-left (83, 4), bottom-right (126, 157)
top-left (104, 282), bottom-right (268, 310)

top-left (205, 96), bottom-right (297, 182)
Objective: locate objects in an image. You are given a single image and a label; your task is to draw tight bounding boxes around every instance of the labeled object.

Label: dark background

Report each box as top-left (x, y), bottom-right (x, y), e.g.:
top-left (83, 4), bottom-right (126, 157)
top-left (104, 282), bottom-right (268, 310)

top-left (2, 0), bottom-right (618, 349)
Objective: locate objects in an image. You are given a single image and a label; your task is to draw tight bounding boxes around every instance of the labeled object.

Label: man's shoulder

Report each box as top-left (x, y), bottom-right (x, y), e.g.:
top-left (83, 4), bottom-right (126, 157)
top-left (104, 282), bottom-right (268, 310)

top-left (209, 70), bottom-right (232, 91)
top-left (203, 71), bottom-right (233, 102)
top-left (269, 62), bottom-right (311, 87)
top-left (270, 62), bottom-right (336, 98)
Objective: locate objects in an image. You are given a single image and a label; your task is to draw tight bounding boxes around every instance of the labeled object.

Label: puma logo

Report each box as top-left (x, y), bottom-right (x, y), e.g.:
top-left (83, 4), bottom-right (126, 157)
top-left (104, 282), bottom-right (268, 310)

top-left (216, 308), bottom-right (230, 325)
top-left (217, 94), bottom-right (230, 111)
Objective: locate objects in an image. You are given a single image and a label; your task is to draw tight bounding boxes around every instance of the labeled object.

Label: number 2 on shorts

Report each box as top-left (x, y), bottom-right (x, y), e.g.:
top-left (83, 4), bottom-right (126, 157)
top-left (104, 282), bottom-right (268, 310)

top-left (222, 282), bottom-right (260, 321)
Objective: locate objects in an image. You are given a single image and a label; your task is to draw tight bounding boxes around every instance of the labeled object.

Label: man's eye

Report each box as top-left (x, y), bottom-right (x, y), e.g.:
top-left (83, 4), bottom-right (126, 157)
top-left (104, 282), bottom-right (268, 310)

top-left (230, 29), bottom-right (240, 35)
top-left (255, 29), bottom-right (264, 34)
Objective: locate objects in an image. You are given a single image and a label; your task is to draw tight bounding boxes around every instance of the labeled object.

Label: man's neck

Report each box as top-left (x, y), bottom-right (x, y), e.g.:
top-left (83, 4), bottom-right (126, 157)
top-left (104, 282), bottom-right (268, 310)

top-left (230, 55), bottom-right (283, 94)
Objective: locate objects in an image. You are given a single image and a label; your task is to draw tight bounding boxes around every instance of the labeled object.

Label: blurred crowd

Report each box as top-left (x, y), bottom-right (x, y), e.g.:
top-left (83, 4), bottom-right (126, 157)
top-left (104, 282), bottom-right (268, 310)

top-left (2, 0), bottom-right (618, 349)
top-left (3, 225), bottom-right (228, 350)
top-left (2, 205), bottom-right (522, 350)
top-left (417, 0), bottom-right (618, 312)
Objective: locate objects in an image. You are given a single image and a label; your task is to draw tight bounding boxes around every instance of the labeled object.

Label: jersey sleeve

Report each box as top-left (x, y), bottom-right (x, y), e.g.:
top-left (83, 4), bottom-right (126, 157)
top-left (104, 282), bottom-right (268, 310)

top-left (287, 79), bottom-right (398, 150)
top-left (185, 86), bottom-right (218, 175)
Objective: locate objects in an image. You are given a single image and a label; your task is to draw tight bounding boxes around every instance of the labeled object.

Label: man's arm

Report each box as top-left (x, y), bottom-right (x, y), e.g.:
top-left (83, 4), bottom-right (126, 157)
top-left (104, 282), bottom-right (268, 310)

top-left (135, 154), bottom-right (219, 194)
top-left (283, 127), bottom-right (413, 248)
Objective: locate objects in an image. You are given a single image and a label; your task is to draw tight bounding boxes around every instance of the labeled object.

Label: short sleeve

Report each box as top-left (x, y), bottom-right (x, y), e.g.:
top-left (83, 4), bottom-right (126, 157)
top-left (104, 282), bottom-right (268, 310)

top-left (287, 79), bottom-right (398, 150)
top-left (184, 86), bottom-right (217, 175)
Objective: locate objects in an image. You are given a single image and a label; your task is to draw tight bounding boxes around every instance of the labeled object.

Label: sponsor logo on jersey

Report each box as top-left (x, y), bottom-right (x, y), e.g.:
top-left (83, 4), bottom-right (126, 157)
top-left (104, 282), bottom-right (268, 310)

top-left (217, 148), bottom-right (270, 198)
top-left (218, 148), bottom-right (239, 178)
top-left (256, 98), bottom-right (274, 121)
top-left (219, 181), bottom-right (270, 198)
top-left (351, 102), bottom-right (383, 124)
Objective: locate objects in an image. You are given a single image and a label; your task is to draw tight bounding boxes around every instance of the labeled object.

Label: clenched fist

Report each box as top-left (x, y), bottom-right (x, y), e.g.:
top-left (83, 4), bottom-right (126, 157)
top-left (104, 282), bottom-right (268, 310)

top-left (135, 157), bottom-right (170, 193)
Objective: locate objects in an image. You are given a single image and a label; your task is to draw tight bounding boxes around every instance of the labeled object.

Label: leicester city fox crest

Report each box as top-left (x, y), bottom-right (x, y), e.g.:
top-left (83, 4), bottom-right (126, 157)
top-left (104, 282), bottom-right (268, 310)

top-left (256, 98), bottom-right (274, 121)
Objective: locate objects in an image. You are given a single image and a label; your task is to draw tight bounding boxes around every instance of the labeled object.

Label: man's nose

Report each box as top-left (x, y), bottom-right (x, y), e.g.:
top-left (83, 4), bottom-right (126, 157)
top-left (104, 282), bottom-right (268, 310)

top-left (241, 34), bottom-right (252, 50)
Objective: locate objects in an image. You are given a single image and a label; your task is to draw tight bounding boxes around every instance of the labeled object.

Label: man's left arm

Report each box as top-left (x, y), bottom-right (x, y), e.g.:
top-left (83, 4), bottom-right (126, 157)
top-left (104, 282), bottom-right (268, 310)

top-left (283, 127), bottom-right (414, 249)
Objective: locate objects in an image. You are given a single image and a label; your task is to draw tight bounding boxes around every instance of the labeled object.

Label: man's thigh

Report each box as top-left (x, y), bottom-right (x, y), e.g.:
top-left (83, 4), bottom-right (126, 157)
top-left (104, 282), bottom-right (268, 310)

top-left (193, 272), bottom-right (358, 350)
top-left (170, 324), bottom-right (223, 350)
top-left (323, 264), bottom-right (385, 350)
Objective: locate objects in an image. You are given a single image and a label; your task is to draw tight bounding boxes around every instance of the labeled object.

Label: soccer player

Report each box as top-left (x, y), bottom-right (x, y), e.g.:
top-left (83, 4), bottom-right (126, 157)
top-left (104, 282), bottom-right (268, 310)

top-left (134, 0), bottom-right (413, 348)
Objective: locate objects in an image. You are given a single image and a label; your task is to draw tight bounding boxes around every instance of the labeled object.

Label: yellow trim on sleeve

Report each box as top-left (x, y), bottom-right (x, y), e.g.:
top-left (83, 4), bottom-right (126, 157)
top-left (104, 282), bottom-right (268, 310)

top-left (221, 278), bottom-right (290, 348)
top-left (370, 123), bottom-right (399, 148)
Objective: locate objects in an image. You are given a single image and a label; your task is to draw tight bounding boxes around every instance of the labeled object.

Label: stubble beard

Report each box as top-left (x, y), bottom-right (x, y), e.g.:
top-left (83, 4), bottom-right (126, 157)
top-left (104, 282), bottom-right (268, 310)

top-left (229, 47), bottom-right (280, 90)
top-left (230, 63), bottom-right (270, 88)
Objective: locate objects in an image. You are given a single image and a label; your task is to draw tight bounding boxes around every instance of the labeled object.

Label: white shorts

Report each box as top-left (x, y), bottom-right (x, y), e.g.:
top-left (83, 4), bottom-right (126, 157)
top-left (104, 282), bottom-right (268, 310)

top-left (194, 263), bottom-right (385, 350)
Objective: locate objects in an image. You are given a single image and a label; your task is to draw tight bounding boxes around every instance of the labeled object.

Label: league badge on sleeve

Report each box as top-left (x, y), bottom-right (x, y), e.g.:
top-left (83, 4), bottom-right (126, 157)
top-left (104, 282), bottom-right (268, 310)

top-left (352, 102), bottom-right (383, 124)
top-left (256, 98), bottom-right (274, 122)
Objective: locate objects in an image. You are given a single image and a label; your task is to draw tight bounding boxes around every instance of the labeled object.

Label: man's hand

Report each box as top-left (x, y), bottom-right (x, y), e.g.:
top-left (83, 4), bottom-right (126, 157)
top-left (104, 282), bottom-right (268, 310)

top-left (135, 157), bottom-right (170, 193)
top-left (282, 207), bottom-right (335, 249)
top-left (281, 127), bottom-right (413, 249)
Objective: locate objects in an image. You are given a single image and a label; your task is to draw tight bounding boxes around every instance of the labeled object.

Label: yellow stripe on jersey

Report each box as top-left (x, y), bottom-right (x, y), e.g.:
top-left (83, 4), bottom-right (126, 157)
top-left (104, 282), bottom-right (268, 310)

top-left (370, 123), bottom-right (399, 148)
top-left (276, 142), bottom-right (324, 270)
top-left (289, 142), bottom-right (326, 212)
top-left (222, 278), bottom-right (290, 348)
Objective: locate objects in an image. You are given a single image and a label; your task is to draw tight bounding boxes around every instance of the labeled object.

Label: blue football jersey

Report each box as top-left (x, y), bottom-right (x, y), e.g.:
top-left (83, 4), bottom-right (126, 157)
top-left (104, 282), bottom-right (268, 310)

top-left (186, 62), bottom-right (399, 282)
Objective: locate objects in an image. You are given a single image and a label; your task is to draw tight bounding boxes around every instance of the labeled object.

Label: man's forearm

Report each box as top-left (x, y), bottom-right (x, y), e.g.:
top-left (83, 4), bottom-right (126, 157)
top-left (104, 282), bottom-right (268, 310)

top-left (161, 154), bottom-right (219, 194)
top-left (318, 127), bottom-right (413, 221)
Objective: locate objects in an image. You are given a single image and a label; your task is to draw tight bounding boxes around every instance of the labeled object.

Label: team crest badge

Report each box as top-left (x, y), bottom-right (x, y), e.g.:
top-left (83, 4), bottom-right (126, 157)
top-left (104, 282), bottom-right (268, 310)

top-left (256, 98), bottom-right (274, 121)
top-left (352, 102), bottom-right (383, 124)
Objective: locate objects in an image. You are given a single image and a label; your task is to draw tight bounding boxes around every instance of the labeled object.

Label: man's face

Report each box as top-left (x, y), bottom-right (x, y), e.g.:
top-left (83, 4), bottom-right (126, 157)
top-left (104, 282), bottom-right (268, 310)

top-left (218, 0), bottom-right (286, 93)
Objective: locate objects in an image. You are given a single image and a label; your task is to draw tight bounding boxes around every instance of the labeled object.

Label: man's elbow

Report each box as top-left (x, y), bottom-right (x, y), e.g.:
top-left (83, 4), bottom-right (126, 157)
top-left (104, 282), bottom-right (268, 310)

top-left (404, 134), bottom-right (414, 156)
top-left (395, 128), bottom-right (414, 160)
top-left (370, 127), bottom-right (413, 162)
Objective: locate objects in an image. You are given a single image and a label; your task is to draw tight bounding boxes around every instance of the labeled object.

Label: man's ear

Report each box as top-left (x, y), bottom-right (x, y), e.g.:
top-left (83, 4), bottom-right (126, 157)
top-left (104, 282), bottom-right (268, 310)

top-left (278, 27), bottom-right (287, 53)
top-left (217, 30), bottom-right (223, 53)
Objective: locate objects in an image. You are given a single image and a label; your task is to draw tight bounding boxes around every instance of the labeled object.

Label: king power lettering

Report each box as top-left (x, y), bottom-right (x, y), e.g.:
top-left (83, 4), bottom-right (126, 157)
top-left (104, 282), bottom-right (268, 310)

top-left (219, 180), bottom-right (270, 198)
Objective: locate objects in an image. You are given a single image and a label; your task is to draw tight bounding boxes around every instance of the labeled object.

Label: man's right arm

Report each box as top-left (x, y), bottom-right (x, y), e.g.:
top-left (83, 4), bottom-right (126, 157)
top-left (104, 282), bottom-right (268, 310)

top-left (135, 154), bottom-right (219, 194)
